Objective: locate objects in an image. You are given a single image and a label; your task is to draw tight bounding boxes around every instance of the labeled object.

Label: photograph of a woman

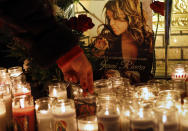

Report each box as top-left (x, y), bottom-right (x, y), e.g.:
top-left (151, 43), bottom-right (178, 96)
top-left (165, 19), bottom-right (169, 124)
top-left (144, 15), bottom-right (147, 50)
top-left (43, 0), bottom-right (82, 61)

top-left (92, 0), bottom-right (154, 83)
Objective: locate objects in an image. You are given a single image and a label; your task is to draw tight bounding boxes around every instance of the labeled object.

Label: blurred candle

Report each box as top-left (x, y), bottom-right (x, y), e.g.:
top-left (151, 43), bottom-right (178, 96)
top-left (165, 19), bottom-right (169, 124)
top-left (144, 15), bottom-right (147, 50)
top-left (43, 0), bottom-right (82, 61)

top-left (51, 99), bottom-right (77, 131)
top-left (13, 82), bottom-right (31, 97)
top-left (48, 82), bottom-right (67, 98)
top-left (78, 116), bottom-right (98, 131)
top-left (0, 84), bottom-right (12, 129)
top-left (12, 95), bottom-right (35, 131)
top-left (35, 97), bottom-right (53, 131)
top-left (0, 99), bottom-right (6, 131)
top-left (97, 99), bottom-right (120, 131)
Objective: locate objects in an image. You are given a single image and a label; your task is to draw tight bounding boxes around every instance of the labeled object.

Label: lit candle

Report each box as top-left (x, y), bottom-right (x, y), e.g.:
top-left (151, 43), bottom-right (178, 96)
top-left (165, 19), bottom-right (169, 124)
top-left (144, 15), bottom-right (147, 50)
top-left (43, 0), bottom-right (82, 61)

top-left (51, 99), bottom-right (77, 131)
top-left (0, 84), bottom-right (12, 129)
top-left (36, 110), bottom-right (53, 131)
top-left (157, 110), bottom-right (179, 131)
top-left (121, 110), bottom-right (130, 131)
top-left (78, 116), bottom-right (98, 131)
top-left (12, 95), bottom-right (35, 131)
top-left (3, 94), bottom-right (12, 128)
top-left (0, 99), bottom-right (6, 131)
top-left (97, 107), bottom-right (121, 131)
top-left (131, 108), bottom-right (156, 131)
top-left (180, 119), bottom-right (188, 131)
top-left (48, 82), bottom-right (67, 98)
top-left (171, 64), bottom-right (187, 80)
top-left (35, 97), bottom-right (53, 131)
top-left (49, 88), bottom-right (67, 98)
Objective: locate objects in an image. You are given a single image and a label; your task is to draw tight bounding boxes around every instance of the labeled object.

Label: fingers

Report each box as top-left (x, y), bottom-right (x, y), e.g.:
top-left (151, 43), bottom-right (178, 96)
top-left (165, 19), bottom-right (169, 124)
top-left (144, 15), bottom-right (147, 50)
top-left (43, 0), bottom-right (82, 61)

top-left (87, 68), bottom-right (94, 94)
top-left (80, 72), bottom-right (88, 93)
top-left (63, 71), bottom-right (79, 83)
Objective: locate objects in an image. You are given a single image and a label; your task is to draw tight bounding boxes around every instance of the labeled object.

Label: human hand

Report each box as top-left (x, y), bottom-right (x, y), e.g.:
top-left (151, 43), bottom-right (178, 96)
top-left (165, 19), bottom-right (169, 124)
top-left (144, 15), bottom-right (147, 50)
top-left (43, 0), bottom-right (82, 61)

top-left (59, 52), bottom-right (94, 94)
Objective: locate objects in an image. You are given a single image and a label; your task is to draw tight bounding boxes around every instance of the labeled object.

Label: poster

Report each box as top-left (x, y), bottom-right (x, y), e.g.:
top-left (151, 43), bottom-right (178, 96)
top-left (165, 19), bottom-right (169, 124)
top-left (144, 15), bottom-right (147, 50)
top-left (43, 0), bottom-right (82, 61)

top-left (75, 0), bottom-right (154, 83)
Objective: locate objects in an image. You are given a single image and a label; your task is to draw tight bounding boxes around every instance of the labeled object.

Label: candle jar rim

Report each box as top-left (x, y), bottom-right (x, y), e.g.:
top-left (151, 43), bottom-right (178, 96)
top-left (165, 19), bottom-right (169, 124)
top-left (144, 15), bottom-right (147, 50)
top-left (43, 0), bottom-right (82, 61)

top-left (0, 67), bottom-right (7, 75)
top-left (35, 97), bottom-right (54, 104)
top-left (158, 90), bottom-right (181, 97)
top-left (8, 66), bottom-right (23, 77)
top-left (94, 79), bottom-right (112, 88)
top-left (52, 98), bottom-right (74, 106)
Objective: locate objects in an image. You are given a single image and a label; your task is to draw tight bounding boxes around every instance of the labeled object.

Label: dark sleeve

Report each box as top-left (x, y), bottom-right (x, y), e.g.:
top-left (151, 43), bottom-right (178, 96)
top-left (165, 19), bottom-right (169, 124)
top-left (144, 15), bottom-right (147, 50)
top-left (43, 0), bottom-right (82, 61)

top-left (0, 0), bottom-right (78, 67)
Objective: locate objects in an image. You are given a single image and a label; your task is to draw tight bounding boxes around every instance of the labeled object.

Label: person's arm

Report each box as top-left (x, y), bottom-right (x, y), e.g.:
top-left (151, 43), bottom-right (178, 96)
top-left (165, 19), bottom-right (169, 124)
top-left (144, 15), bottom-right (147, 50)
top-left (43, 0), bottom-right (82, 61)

top-left (0, 0), bottom-right (78, 67)
top-left (0, 0), bottom-right (93, 93)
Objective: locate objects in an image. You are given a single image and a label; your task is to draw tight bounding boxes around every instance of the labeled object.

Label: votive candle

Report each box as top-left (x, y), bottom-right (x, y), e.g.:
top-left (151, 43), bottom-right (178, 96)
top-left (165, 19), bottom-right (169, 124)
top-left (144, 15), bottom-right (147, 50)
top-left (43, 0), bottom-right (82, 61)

top-left (12, 95), bottom-right (35, 131)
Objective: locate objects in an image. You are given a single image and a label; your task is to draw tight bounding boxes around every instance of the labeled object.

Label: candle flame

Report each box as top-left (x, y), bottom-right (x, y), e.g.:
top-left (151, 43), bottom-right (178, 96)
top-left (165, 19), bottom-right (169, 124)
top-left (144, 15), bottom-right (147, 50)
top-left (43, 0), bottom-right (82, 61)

top-left (162, 114), bottom-right (167, 123)
top-left (140, 87), bottom-right (154, 100)
top-left (53, 89), bottom-right (57, 97)
top-left (40, 110), bottom-right (48, 114)
top-left (105, 110), bottom-right (109, 115)
top-left (61, 103), bottom-right (66, 112)
top-left (123, 110), bottom-right (130, 117)
top-left (83, 124), bottom-right (96, 130)
top-left (22, 87), bottom-right (29, 93)
top-left (20, 98), bottom-right (25, 108)
top-left (138, 108), bottom-right (143, 118)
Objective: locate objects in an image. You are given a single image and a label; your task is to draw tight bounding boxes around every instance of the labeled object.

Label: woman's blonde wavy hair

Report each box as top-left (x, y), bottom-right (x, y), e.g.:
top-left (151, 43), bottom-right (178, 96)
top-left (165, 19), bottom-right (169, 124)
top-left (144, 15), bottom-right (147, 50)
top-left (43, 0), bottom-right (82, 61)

top-left (103, 0), bottom-right (153, 47)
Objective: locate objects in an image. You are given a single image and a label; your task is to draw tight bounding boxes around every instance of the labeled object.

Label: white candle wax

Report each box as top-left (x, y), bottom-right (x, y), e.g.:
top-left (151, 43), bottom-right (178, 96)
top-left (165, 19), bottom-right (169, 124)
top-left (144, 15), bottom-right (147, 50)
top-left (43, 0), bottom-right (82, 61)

top-left (36, 110), bottom-right (53, 131)
top-left (131, 119), bottom-right (156, 130)
top-left (0, 102), bottom-right (6, 131)
top-left (159, 123), bottom-right (179, 131)
top-left (97, 114), bottom-right (120, 131)
top-left (78, 116), bottom-right (98, 131)
top-left (78, 123), bottom-right (98, 131)
top-left (180, 119), bottom-right (188, 131)
top-left (3, 94), bottom-right (12, 127)
top-left (121, 117), bottom-right (130, 131)
top-left (52, 107), bottom-right (77, 131)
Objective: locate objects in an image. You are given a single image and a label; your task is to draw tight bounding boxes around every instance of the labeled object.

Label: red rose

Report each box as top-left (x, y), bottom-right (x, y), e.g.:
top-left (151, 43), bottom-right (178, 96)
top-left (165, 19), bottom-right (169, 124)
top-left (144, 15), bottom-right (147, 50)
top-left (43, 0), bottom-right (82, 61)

top-left (66, 14), bottom-right (94, 32)
top-left (150, 1), bottom-right (165, 16)
top-left (66, 17), bottom-right (78, 30)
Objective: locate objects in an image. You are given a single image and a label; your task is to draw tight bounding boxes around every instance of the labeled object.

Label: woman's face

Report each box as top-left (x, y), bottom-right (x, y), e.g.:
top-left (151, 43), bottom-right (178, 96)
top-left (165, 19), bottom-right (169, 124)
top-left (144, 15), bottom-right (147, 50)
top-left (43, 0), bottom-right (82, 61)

top-left (107, 10), bottom-right (128, 36)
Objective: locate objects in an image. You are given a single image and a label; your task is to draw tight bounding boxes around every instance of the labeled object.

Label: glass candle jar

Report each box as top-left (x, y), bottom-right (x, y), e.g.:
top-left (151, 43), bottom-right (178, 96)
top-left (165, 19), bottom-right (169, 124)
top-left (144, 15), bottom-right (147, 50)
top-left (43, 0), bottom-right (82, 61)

top-left (134, 85), bottom-right (157, 105)
top-left (171, 64), bottom-right (187, 80)
top-left (35, 97), bottom-right (54, 131)
top-left (77, 115), bottom-right (98, 131)
top-left (131, 101), bottom-right (157, 131)
top-left (48, 82), bottom-right (67, 98)
top-left (94, 79), bottom-right (112, 95)
top-left (74, 94), bottom-right (96, 118)
top-left (97, 99), bottom-right (121, 131)
top-left (155, 108), bottom-right (179, 131)
top-left (12, 94), bottom-right (35, 131)
top-left (0, 84), bottom-right (12, 129)
top-left (8, 66), bottom-right (23, 78)
top-left (180, 97), bottom-right (188, 131)
top-left (0, 67), bottom-right (11, 86)
top-left (0, 99), bottom-right (6, 131)
top-left (120, 97), bottom-right (133, 131)
top-left (8, 66), bottom-right (25, 86)
top-left (96, 92), bottom-right (116, 106)
top-left (51, 98), bottom-right (77, 131)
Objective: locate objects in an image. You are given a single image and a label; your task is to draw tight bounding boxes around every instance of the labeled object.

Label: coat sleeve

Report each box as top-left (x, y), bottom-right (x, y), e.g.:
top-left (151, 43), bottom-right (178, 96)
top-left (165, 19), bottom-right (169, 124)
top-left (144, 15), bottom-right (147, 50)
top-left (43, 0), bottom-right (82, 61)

top-left (0, 0), bottom-right (78, 67)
